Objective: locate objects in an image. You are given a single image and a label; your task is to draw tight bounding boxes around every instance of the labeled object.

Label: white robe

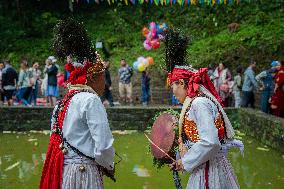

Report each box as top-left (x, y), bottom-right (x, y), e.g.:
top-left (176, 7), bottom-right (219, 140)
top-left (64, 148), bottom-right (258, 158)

top-left (181, 97), bottom-right (239, 189)
top-left (51, 91), bottom-right (114, 189)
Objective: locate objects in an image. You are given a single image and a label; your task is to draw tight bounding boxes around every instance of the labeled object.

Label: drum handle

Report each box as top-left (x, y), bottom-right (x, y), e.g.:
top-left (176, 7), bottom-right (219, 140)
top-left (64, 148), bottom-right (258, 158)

top-left (144, 133), bottom-right (176, 162)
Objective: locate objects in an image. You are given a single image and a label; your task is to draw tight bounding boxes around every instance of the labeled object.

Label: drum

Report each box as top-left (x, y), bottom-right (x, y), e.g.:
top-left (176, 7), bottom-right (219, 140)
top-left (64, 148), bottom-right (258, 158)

top-left (149, 112), bottom-right (178, 161)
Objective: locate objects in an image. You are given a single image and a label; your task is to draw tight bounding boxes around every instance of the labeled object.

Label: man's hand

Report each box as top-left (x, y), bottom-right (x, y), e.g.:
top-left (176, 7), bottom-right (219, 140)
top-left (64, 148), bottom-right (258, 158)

top-left (271, 105), bottom-right (277, 109)
top-left (175, 159), bottom-right (184, 171)
top-left (67, 56), bottom-right (72, 64)
top-left (101, 165), bottom-right (116, 182)
top-left (169, 159), bottom-right (184, 171)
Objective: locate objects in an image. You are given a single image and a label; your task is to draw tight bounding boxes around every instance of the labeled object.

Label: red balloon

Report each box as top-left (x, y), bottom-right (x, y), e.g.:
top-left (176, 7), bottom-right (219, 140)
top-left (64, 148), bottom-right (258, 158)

top-left (151, 39), bottom-right (160, 49)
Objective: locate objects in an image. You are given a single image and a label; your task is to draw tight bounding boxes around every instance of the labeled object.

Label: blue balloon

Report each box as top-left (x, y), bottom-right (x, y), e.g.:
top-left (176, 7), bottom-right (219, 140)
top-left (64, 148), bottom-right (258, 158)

top-left (157, 25), bottom-right (163, 34)
top-left (133, 61), bottom-right (139, 70)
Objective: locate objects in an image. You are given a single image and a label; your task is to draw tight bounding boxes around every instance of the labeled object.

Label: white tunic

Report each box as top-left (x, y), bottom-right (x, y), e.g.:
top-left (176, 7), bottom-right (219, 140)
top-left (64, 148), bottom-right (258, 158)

top-left (181, 97), bottom-right (239, 189)
top-left (52, 92), bottom-right (115, 170)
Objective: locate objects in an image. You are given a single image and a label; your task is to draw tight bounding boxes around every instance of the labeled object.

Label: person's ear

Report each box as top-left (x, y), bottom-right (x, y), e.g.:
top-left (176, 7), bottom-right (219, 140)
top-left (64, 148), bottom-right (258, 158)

top-left (179, 79), bottom-right (185, 87)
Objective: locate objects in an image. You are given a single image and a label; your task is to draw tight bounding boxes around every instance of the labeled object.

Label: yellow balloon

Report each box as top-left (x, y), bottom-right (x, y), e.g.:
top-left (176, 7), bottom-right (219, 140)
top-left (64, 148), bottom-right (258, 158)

top-left (138, 63), bottom-right (146, 72)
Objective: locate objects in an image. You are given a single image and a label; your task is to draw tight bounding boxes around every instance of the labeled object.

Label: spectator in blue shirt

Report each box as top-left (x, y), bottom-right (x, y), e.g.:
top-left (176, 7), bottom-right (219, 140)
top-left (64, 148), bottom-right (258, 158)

top-left (118, 59), bottom-right (133, 105)
top-left (241, 60), bottom-right (258, 108)
top-left (255, 61), bottom-right (278, 113)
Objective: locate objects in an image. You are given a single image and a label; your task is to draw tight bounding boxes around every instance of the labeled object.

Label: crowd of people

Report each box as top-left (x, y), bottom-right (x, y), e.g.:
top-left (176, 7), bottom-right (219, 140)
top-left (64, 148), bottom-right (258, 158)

top-left (0, 57), bottom-right (151, 108)
top-left (208, 60), bottom-right (284, 118)
top-left (1, 56), bottom-right (283, 118)
top-left (0, 56), bottom-right (62, 107)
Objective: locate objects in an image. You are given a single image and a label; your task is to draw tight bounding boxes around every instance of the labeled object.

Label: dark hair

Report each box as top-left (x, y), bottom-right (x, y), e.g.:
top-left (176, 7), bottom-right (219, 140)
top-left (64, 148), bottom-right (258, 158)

top-left (120, 59), bottom-right (126, 61)
top-left (21, 59), bottom-right (28, 66)
top-left (219, 62), bottom-right (226, 68)
top-left (208, 63), bottom-right (214, 70)
top-left (236, 66), bottom-right (243, 74)
top-left (4, 59), bottom-right (10, 64)
top-left (21, 62), bottom-right (28, 68)
top-left (173, 79), bottom-right (189, 89)
top-left (250, 59), bottom-right (256, 65)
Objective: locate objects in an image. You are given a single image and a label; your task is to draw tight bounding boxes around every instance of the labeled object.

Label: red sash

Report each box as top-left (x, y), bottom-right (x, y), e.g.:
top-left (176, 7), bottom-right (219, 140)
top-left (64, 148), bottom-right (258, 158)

top-left (205, 161), bottom-right (209, 189)
top-left (39, 90), bottom-right (79, 189)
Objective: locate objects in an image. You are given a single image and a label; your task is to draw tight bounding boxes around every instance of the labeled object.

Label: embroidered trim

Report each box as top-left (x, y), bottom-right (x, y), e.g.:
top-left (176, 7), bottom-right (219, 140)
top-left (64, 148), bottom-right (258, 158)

top-left (180, 94), bottom-right (226, 143)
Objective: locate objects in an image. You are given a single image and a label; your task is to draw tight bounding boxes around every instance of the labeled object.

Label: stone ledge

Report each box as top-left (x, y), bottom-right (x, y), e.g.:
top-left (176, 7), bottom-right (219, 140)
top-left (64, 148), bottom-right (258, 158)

top-left (0, 106), bottom-right (283, 152)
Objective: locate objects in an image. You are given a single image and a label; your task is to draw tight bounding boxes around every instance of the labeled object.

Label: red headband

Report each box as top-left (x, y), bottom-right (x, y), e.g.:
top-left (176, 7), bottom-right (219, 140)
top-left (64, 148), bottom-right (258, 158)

top-left (168, 67), bottom-right (223, 106)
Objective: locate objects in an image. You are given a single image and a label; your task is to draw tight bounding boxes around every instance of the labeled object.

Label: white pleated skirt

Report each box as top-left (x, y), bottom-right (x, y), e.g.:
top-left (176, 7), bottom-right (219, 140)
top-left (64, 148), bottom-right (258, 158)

top-left (186, 155), bottom-right (239, 189)
top-left (62, 155), bottom-right (104, 189)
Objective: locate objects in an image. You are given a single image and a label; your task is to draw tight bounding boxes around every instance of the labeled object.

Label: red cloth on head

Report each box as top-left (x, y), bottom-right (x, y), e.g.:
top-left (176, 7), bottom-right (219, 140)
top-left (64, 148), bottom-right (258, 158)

top-left (168, 67), bottom-right (223, 106)
top-left (64, 61), bottom-right (92, 85)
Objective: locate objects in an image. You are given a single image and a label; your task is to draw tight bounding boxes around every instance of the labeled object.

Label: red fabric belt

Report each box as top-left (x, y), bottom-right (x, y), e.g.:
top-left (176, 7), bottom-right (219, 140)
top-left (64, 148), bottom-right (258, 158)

top-left (205, 161), bottom-right (209, 189)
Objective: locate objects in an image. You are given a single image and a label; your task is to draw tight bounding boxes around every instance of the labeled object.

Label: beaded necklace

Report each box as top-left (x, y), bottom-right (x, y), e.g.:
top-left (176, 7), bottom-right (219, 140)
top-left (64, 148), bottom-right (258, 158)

top-left (51, 90), bottom-right (80, 152)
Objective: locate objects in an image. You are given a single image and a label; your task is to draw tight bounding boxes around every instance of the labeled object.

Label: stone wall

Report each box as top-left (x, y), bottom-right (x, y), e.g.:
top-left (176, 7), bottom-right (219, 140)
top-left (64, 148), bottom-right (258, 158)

top-left (0, 107), bottom-right (283, 152)
top-left (0, 106), bottom-right (175, 131)
top-left (233, 108), bottom-right (284, 153)
top-left (0, 107), bottom-right (52, 131)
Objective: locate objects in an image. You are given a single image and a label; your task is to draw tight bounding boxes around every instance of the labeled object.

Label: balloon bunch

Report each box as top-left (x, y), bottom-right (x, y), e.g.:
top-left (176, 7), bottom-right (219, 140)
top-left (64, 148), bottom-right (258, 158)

top-left (142, 22), bottom-right (167, 51)
top-left (133, 56), bottom-right (154, 72)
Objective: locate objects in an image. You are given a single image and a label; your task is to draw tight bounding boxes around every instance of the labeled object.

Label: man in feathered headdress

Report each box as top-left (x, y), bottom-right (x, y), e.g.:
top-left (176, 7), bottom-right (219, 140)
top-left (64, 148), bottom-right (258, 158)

top-left (40, 18), bottom-right (115, 189)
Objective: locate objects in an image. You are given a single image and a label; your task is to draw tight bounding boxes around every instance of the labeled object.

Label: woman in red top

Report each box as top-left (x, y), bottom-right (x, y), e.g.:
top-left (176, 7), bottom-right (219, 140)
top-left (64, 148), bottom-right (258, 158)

top-left (271, 61), bottom-right (284, 117)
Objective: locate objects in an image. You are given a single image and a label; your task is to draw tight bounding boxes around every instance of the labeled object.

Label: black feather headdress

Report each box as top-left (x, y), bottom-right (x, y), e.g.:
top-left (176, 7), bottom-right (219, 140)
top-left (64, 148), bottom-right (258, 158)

top-left (52, 18), bottom-right (96, 63)
top-left (164, 28), bottom-right (189, 73)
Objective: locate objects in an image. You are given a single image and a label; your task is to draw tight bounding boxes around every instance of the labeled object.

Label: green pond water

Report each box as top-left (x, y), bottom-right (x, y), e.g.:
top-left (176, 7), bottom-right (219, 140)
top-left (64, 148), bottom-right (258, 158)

top-left (0, 130), bottom-right (284, 189)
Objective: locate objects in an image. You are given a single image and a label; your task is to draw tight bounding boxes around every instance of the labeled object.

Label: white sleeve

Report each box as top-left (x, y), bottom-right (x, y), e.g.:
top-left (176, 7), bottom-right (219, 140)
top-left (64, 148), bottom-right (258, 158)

top-left (181, 98), bottom-right (221, 172)
top-left (84, 96), bottom-right (115, 170)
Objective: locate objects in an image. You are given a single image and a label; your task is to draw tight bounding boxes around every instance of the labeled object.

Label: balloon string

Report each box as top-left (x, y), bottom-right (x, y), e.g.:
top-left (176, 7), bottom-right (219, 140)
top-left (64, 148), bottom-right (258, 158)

top-left (144, 133), bottom-right (176, 162)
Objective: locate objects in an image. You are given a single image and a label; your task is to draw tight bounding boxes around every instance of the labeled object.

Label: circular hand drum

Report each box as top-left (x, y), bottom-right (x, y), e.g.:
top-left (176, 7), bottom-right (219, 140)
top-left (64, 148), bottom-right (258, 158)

top-left (150, 113), bottom-right (178, 160)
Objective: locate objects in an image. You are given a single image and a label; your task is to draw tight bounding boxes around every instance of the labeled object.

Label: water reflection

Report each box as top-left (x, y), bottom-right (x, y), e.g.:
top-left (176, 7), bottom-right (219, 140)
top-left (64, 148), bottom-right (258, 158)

top-left (0, 132), bottom-right (284, 189)
top-left (1, 153), bottom-right (44, 182)
top-left (132, 165), bottom-right (150, 177)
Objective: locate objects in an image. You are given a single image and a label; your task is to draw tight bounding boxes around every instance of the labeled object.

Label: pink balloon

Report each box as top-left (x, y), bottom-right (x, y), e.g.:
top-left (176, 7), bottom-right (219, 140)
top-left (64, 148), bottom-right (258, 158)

top-left (144, 40), bottom-right (152, 50)
top-left (147, 32), bottom-right (153, 40)
top-left (152, 29), bottom-right (158, 39)
top-left (149, 22), bottom-right (156, 30)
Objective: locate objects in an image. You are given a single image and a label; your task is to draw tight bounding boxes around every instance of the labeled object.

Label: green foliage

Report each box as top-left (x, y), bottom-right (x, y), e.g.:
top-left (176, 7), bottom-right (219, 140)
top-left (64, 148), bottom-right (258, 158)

top-left (0, 1), bottom-right (283, 73)
top-left (188, 17), bottom-right (284, 70)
